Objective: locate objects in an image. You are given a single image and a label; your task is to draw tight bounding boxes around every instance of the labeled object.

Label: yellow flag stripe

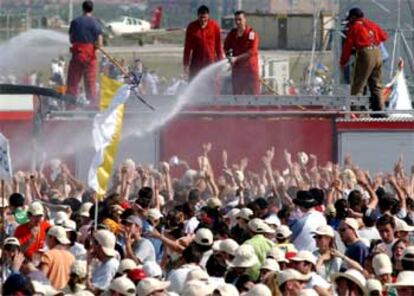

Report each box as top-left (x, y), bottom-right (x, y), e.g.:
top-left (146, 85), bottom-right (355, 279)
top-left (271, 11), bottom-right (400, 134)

top-left (100, 74), bottom-right (124, 111)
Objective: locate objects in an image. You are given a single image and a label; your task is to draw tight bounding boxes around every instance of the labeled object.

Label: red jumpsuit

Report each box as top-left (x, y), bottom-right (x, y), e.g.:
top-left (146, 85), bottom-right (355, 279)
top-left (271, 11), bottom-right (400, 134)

top-left (66, 15), bottom-right (101, 108)
top-left (183, 19), bottom-right (223, 80)
top-left (224, 26), bottom-right (260, 95)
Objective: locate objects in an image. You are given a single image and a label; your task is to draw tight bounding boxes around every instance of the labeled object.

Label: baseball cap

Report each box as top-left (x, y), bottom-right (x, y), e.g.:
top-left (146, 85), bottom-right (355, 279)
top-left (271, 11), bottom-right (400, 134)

top-left (395, 219), bottom-right (414, 232)
top-left (4, 237), bottom-right (20, 247)
top-left (372, 253), bottom-right (392, 276)
top-left (261, 258), bottom-right (280, 272)
top-left (213, 238), bottom-right (239, 256)
top-left (118, 258), bottom-right (138, 274)
top-left (312, 224), bottom-right (334, 238)
top-left (28, 201), bottom-right (44, 216)
top-left (344, 218), bottom-right (360, 233)
top-left (94, 229), bottom-right (117, 257)
top-left (229, 245), bottom-right (259, 268)
top-left (402, 246), bottom-right (414, 261)
top-left (248, 218), bottom-right (275, 234)
top-left (62, 219), bottom-right (77, 231)
top-left (47, 226), bottom-right (71, 245)
top-left (194, 228), bottom-right (213, 246)
top-left (278, 269), bottom-right (311, 286)
top-left (206, 197), bottom-right (222, 209)
top-left (246, 284), bottom-right (271, 296)
top-left (182, 280), bottom-right (216, 296)
top-left (137, 278), bottom-right (170, 296)
top-left (147, 208), bottom-right (163, 220)
top-left (54, 211), bottom-right (69, 225)
top-left (127, 268), bottom-right (146, 282)
top-left (109, 276), bottom-right (136, 296)
top-left (185, 268), bottom-right (209, 282)
top-left (236, 208), bottom-right (253, 220)
top-left (290, 251), bottom-right (317, 266)
top-left (276, 225), bottom-right (292, 239)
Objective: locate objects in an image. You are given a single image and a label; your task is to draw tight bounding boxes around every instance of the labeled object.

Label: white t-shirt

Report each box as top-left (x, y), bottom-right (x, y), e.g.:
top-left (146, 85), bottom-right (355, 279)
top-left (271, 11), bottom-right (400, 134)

top-left (358, 226), bottom-right (381, 242)
top-left (293, 210), bottom-right (327, 252)
top-left (184, 217), bottom-right (200, 235)
top-left (91, 257), bottom-right (119, 290)
top-left (133, 237), bottom-right (156, 263)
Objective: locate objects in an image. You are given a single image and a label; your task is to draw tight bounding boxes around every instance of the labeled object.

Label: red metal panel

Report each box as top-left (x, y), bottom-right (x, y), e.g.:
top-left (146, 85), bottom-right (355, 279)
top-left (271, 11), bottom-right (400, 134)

top-left (336, 120), bottom-right (414, 131)
top-left (160, 114), bottom-right (336, 175)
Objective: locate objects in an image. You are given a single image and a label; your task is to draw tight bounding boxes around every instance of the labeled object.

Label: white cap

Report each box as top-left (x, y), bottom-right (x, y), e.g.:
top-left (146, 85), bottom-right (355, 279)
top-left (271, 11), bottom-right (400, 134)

top-left (118, 258), bottom-right (138, 274)
top-left (109, 276), bottom-right (136, 296)
top-left (395, 219), bottom-right (414, 232)
top-left (248, 218), bottom-right (275, 234)
top-left (182, 280), bottom-right (216, 296)
top-left (32, 281), bottom-right (58, 296)
top-left (137, 278), bottom-right (170, 296)
top-left (246, 284), bottom-right (271, 296)
top-left (94, 229), bottom-right (117, 257)
top-left (290, 250), bottom-right (317, 266)
top-left (387, 271), bottom-right (414, 287)
top-left (142, 261), bottom-right (162, 278)
top-left (224, 208), bottom-right (241, 221)
top-left (276, 225), bottom-right (292, 239)
top-left (62, 219), bottom-right (77, 231)
top-left (28, 201), bottom-right (44, 216)
top-left (54, 211), bottom-right (69, 225)
top-left (267, 247), bottom-right (289, 263)
top-left (4, 237), bottom-right (21, 247)
top-left (261, 258), bottom-right (280, 272)
top-left (229, 245), bottom-right (259, 268)
top-left (264, 215), bottom-right (281, 227)
top-left (372, 253), bottom-right (392, 276)
top-left (47, 226), bottom-right (71, 245)
top-left (194, 228), bottom-right (214, 246)
top-left (147, 208), bottom-right (163, 220)
top-left (185, 268), bottom-right (209, 282)
top-left (312, 224), bottom-right (335, 238)
top-left (214, 283), bottom-right (239, 296)
top-left (236, 208), bottom-right (253, 220)
top-left (366, 279), bottom-right (382, 293)
top-left (79, 202), bottom-right (93, 218)
top-left (332, 269), bottom-right (367, 294)
top-left (71, 260), bottom-right (87, 278)
top-left (213, 238), bottom-right (239, 256)
top-left (278, 269), bottom-right (311, 286)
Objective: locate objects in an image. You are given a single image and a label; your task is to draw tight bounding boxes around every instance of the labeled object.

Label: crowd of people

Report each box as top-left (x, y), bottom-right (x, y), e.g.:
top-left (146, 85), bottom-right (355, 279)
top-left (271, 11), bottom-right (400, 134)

top-left (1, 145), bottom-right (414, 296)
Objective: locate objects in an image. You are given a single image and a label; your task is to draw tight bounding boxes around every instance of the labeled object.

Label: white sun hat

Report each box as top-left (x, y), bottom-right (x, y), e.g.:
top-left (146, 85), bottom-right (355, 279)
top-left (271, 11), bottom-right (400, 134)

top-left (94, 229), bottom-right (117, 257)
top-left (213, 238), bottom-right (239, 256)
top-left (236, 208), bottom-right (253, 220)
top-left (137, 278), bottom-right (171, 296)
top-left (290, 250), bottom-right (317, 266)
top-left (331, 269), bottom-right (367, 294)
top-left (229, 245), bottom-right (259, 268)
top-left (109, 276), bottom-right (136, 296)
top-left (118, 258), bottom-right (138, 274)
top-left (366, 279), bottom-right (382, 293)
top-left (182, 280), bottom-right (216, 296)
top-left (312, 224), bottom-right (335, 238)
top-left (267, 247), bottom-right (289, 263)
top-left (276, 225), bottom-right (292, 239)
top-left (278, 269), bottom-right (311, 286)
top-left (214, 283), bottom-right (239, 296)
top-left (246, 284), bottom-right (271, 296)
top-left (248, 218), bottom-right (275, 234)
top-left (387, 271), bottom-right (414, 287)
top-left (261, 258), bottom-right (280, 272)
top-left (372, 253), bottom-right (392, 276)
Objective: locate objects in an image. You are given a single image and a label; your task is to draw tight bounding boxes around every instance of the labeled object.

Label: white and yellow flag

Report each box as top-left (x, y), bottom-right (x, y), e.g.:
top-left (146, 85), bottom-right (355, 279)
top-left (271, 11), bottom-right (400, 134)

top-left (88, 75), bottom-right (130, 196)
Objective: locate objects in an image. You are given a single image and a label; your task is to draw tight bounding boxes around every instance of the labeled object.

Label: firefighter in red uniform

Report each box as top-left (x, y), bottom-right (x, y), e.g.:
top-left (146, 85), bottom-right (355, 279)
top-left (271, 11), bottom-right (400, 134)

top-left (340, 7), bottom-right (388, 112)
top-left (66, 0), bottom-right (103, 108)
top-left (183, 5), bottom-right (223, 80)
top-left (224, 11), bottom-right (260, 95)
